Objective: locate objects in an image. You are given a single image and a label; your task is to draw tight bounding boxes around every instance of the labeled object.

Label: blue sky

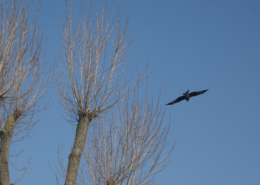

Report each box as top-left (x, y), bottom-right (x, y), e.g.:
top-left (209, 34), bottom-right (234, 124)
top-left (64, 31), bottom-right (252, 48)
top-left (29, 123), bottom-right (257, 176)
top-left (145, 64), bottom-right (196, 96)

top-left (9, 0), bottom-right (260, 185)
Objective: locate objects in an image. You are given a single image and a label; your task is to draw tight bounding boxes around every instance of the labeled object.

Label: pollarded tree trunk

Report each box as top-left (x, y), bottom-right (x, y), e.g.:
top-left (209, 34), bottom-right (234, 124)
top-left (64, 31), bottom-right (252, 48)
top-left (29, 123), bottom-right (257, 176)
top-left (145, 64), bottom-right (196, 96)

top-left (0, 114), bottom-right (19, 185)
top-left (65, 115), bottom-right (91, 185)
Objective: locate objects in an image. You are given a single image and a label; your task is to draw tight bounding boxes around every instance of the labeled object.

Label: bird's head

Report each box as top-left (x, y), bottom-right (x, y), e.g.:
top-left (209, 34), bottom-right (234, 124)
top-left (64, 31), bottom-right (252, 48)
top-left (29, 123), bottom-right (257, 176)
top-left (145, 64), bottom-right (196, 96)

top-left (183, 90), bottom-right (189, 96)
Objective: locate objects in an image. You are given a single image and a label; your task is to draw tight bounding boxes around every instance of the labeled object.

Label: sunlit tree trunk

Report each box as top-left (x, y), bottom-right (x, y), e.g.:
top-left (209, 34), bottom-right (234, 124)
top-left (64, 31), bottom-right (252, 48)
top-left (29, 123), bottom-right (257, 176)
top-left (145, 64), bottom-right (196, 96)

top-left (0, 115), bottom-right (17, 185)
top-left (65, 116), bottom-right (91, 185)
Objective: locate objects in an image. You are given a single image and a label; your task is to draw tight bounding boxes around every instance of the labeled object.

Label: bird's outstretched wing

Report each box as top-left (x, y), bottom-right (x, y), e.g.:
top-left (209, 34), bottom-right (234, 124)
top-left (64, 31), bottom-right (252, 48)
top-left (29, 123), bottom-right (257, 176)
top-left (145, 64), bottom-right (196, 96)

top-left (189, 89), bottom-right (208, 97)
top-left (166, 96), bottom-right (186, 105)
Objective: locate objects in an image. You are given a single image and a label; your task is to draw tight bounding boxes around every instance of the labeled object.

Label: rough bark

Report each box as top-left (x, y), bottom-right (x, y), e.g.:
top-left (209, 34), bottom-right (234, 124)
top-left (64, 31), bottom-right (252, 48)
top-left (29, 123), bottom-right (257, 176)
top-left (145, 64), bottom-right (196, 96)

top-left (65, 115), bottom-right (91, 185)
top-left (0, 114), bottom-right (18, 185)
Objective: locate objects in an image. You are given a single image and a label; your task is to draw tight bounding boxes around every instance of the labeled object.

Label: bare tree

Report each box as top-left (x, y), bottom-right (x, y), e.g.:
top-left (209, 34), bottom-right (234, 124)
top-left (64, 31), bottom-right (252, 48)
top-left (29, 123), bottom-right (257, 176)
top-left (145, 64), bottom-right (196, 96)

top-left (80, 84), bottom-right (174, 185)
top-left (0, 0), bottom-right (49, 184)
top-left (57, 0), bottom-right (133, 185)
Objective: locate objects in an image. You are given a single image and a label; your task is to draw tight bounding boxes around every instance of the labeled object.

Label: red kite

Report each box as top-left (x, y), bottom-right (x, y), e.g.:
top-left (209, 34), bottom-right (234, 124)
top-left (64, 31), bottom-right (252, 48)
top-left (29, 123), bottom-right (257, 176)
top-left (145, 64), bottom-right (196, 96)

top-left (166, 89), bottom-right (208, 105)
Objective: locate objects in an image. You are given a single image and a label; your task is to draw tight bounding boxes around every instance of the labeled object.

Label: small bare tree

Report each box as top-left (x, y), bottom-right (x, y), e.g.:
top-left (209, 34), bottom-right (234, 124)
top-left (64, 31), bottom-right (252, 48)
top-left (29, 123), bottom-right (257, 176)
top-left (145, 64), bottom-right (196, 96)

top-left (57, 0), bottom-right (133, 185)
top-left (80, 84), bottom-right (174, 185)
top-left (0, 0), bottom-right (49, 184)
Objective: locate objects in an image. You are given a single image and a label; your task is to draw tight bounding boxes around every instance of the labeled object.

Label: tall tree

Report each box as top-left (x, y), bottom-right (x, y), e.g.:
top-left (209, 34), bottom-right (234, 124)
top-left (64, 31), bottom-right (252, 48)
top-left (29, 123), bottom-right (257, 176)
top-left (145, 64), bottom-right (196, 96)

top-left (0, 0), bottom-right (49, 185)
top-left (57, 1), bottom-right (133, 185)
top-left (57, 1), bottom-right (174, 185)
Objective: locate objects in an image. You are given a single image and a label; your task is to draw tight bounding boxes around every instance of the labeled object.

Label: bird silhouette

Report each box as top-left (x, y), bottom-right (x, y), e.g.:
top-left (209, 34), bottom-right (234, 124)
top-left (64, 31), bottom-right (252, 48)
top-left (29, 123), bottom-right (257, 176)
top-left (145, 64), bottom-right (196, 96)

top-left (166, 89), bottom-right (208, 105)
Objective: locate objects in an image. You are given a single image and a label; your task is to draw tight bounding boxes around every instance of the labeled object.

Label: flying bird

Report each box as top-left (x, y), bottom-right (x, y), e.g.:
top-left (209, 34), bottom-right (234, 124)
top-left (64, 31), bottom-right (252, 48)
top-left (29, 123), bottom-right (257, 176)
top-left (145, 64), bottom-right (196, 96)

top-left (166, 89), bottom-right (208, 105)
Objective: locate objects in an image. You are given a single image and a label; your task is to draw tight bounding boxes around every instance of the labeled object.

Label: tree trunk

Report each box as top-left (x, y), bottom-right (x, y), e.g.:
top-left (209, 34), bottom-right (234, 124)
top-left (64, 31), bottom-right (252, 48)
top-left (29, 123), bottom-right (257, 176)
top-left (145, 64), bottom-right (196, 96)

top-left (0, 115), bottom-right (17, 185)
top-left (65, 115), bottom-right (91, 185)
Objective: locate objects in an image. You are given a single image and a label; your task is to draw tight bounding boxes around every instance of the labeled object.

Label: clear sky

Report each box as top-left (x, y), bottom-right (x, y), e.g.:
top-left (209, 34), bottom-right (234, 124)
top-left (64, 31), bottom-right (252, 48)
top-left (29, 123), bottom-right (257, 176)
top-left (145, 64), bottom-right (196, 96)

top-left (9, 0), bottom-right (260, 185)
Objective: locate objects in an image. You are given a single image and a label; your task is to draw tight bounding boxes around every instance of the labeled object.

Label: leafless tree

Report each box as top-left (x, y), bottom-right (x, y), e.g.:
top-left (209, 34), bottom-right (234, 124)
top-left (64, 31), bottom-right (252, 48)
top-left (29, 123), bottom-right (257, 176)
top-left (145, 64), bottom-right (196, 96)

top-left (57, 0), bottom-right (174, 185)
top-left (0, 0), bottom-right (49, 184)
top-left (57, 0), bottom-right (134, 185)
top-left (80, 84), bottom-right (174, 185)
